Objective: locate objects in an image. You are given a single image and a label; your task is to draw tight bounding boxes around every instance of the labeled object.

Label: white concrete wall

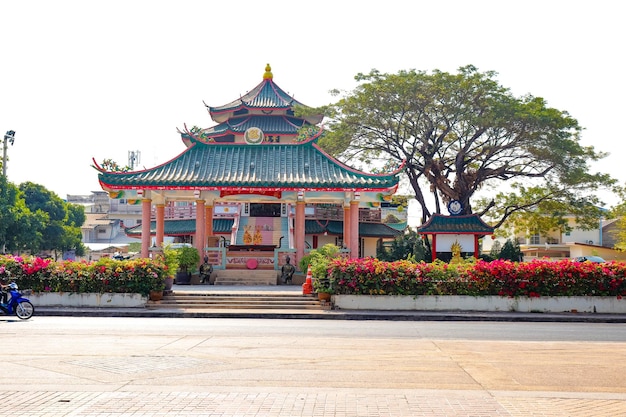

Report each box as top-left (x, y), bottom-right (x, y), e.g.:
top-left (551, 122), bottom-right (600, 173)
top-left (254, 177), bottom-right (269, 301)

top-left (334, 295), bottom-right (626, 313)
top-left (29, 293), bottom-right (146, 308)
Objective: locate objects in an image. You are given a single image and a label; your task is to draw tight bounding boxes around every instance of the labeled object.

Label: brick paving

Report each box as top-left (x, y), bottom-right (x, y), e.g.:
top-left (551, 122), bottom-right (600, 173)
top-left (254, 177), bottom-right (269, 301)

top-left (3, 390), bottom-right (626, 416)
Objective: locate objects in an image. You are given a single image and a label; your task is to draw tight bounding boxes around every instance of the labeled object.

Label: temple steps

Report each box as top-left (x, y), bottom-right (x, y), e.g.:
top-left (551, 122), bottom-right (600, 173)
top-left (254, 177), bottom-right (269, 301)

top-left (148, 292), bottom-right (323, 310)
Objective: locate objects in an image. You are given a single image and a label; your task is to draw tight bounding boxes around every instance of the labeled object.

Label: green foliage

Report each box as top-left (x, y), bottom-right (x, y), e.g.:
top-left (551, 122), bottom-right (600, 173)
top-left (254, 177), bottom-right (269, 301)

top-left (298, 244), bottom-right (342, 293)
top-left (376, 229), bottom-right (430, 262)
top-left (0, 177), bottom-right (47, 253)
top-left (0, 181), bottom-right (87, 257)
top-left (0, 254), bottom-right (167, 296)
top-left (607, 192), bottom-right (626, 251)
top-left (161, 244), bottom-right (179, 276)
top-left (175, 245), bottom-right (200, 272)
top-left (319, 65), bottom-right (614, 228)
top-left (489, 239), bottom-right (502, 259)
top-left (498, 239), bottom-right (523, 262)
top-left (477, 183), bottom-right (607, 234)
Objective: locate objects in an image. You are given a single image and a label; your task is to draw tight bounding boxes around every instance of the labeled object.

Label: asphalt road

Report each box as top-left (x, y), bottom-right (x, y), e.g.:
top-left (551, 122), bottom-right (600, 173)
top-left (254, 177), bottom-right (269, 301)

top-left (2, 317), bottom-right (626, 416)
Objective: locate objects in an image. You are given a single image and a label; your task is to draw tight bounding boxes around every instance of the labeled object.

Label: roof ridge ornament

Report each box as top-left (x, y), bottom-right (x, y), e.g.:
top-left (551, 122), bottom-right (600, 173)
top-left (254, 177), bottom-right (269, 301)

top-left (263, 63), bottom-right (273, 80)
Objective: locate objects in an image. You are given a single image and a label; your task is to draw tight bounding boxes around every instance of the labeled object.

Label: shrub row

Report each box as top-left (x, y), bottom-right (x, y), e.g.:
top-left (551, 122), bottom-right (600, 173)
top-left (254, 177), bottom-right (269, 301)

top-left (4, 255), bottom-right (626, 299)
top-left (328, 258), bottom-right (626, 298)
top-left (0, 255), bottom-right (168, 296)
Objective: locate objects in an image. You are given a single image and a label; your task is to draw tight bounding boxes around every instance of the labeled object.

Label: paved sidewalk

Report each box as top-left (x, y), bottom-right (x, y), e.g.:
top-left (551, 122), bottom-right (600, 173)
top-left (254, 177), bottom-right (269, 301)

top-left (3, 316), bottom-right (626, 416)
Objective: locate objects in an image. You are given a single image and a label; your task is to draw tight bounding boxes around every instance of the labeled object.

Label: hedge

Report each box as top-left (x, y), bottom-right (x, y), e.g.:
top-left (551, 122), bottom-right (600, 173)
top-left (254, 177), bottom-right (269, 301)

top-left (328, 258), bottom-right (626, 298)
top-left (0, 255), bottom-right (169, 297)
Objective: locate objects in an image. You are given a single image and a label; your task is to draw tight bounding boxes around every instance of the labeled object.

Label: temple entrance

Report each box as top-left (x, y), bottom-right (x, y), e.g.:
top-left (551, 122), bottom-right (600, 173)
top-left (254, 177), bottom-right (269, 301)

top-left (249, 203), bottom-right (281, 217)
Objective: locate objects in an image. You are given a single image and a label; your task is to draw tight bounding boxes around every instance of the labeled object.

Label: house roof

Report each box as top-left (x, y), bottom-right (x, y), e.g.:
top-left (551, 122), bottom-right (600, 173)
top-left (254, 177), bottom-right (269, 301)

top-left (96, 138), bottom-right (400, 192)
top-left (417, 214), bottom-right (494, 235)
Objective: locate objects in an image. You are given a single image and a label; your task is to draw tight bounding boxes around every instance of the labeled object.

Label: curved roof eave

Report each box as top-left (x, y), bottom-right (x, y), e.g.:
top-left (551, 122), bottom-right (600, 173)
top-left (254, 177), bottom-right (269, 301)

top-left (97, 140), bottom-right (400, 192)
top-left (417, 214), bottom-right (495, 234)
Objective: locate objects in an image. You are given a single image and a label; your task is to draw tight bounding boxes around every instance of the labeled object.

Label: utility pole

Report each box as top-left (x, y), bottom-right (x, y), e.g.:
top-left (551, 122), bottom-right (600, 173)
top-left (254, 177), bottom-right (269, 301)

top-left (2, 130), bottom-right (16, 177)
top-left (128, 150), bottom-right (141, 170)
top-left (1, 131), bottom-right (15, 254)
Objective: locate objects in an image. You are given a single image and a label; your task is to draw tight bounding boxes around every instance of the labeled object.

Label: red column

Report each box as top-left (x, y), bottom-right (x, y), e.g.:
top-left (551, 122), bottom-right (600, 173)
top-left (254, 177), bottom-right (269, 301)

top-left (205, 204), bottom-right (213, 239)
top-left (474, 235), bottom-right (479, 259)
top-left (156, 204), bottom-right (165, 248)
top-left (343, 205), bottom-right (350, 250)
top-left (196, 199), bottom-right (205, 260)
top-left (295, 201), bottom-right (305, 267)
top-left (141, 198), bottom-right (152, 258)
top-left (350, 200), bottom-right (359, 259)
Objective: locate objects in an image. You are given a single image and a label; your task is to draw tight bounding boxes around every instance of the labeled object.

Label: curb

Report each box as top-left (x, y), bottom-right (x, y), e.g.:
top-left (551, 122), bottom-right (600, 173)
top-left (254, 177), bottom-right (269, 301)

top-left (33, 307), bottom-right (626, 323)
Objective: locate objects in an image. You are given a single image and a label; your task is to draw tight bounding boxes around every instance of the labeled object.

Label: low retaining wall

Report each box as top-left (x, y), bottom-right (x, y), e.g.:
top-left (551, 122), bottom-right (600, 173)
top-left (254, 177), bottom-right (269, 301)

top-left (28, 293), bottom-right (146, 308)
top-left (333, 295), bottom-right (626, 314)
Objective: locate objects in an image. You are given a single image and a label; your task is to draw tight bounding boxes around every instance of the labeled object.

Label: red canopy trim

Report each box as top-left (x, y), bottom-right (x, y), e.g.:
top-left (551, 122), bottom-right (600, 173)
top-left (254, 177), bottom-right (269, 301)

top-left (220, 190), bottom-right (282, 199)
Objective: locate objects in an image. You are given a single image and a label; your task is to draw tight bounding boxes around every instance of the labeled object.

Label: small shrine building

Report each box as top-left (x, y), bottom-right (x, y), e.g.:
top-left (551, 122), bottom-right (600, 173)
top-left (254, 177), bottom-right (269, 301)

top-left (417, 209), bottom-right (495, 262)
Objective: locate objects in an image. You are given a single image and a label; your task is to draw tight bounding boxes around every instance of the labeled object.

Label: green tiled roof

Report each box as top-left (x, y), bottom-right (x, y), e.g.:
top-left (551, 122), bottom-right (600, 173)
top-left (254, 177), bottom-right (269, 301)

top-left (305, 220), bottom-right (402, 238)
top-left (417, 214), bottom-right (494, 234)
top-left (209, 79), bottom-right (306, 114)
top-left (127, 218), bottom-right (400, 239)
top-left (199, 115), bottom-right (306, 140)
top-left (125, 218), bottom-right (234, 236)
top-left (385, 222), bottom-right (408, 232)
top-left (98, 140), bottom-right (400, 191)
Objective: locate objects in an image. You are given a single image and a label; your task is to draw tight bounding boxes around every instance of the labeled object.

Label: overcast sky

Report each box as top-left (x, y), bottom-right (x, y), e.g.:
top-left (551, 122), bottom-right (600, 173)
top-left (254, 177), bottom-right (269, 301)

top-left (2, 1), bottom-right (623, 208)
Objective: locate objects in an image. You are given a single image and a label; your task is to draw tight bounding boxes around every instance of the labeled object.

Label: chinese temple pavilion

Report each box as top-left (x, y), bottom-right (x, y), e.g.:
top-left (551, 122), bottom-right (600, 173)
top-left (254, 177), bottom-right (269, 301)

top-left (94, 65), bottom-right (402, 274)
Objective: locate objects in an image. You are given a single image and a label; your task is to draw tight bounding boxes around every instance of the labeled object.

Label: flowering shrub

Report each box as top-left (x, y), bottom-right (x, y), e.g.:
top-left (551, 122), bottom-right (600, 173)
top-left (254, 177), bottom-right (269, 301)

top-left (0, 254), bottom-right (168, 296)
top-left (328, 258), bottom-right (626, 298)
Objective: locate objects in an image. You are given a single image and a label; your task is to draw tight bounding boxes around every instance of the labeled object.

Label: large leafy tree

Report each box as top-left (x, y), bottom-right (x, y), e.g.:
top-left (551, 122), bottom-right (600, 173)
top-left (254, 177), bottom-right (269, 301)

top-left (607, 189), bottom-right (626, 251)
top-left (18, 182), bottom-right (85, 258)
top-left (0, 176), bottom-right (47, 253)
top-left (318, 66), bottom-right (613, 232)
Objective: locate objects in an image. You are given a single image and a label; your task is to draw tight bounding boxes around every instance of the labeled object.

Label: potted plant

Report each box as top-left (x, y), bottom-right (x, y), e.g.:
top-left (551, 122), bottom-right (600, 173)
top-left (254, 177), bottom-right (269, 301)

top-left (313, 277), bottom-right (333, 301)
top-left (299, 243), bottom-right (340, 301)
top-left (149, 280), bottom-right (166, 301)
top-left (161, 244), bottom-right (179, 291)
top-left (175, 245), bottom-right (200, 285)
top-left (145, 252), bottom-right (167, 300)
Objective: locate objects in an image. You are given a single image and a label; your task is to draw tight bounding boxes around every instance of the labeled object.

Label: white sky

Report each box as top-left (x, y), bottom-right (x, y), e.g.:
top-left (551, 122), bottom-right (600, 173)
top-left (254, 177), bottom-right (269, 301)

top-left (2, 0), bottom-right (624, 208)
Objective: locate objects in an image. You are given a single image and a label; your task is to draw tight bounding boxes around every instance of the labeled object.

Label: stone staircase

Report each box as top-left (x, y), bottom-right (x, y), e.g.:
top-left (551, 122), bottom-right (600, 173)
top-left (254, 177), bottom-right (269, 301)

top-left (147, 291), bottom-right (325, 310)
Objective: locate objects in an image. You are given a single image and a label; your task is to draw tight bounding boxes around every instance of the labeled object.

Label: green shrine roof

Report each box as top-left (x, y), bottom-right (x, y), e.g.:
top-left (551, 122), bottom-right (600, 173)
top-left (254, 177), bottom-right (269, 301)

top-left (417, 214), bottom-right (494, 235)
top-left (96, 139), bottom-right (400, 191)
top-left (126, 218), bottom-right (401, 239)
top-left (305, 220), bottom-right (403, 238)
top-left (125, 218), bottom-right (234, 237)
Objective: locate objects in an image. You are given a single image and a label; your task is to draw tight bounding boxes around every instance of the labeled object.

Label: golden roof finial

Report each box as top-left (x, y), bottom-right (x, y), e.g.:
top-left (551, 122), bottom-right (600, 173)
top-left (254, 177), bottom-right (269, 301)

top-left (263, 63), bottom-right (273, 80)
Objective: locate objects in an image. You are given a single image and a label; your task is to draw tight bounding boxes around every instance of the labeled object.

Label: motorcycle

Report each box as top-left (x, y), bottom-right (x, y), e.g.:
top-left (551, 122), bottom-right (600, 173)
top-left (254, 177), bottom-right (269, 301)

top-left (0, 282), bottom-right (35, 320)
